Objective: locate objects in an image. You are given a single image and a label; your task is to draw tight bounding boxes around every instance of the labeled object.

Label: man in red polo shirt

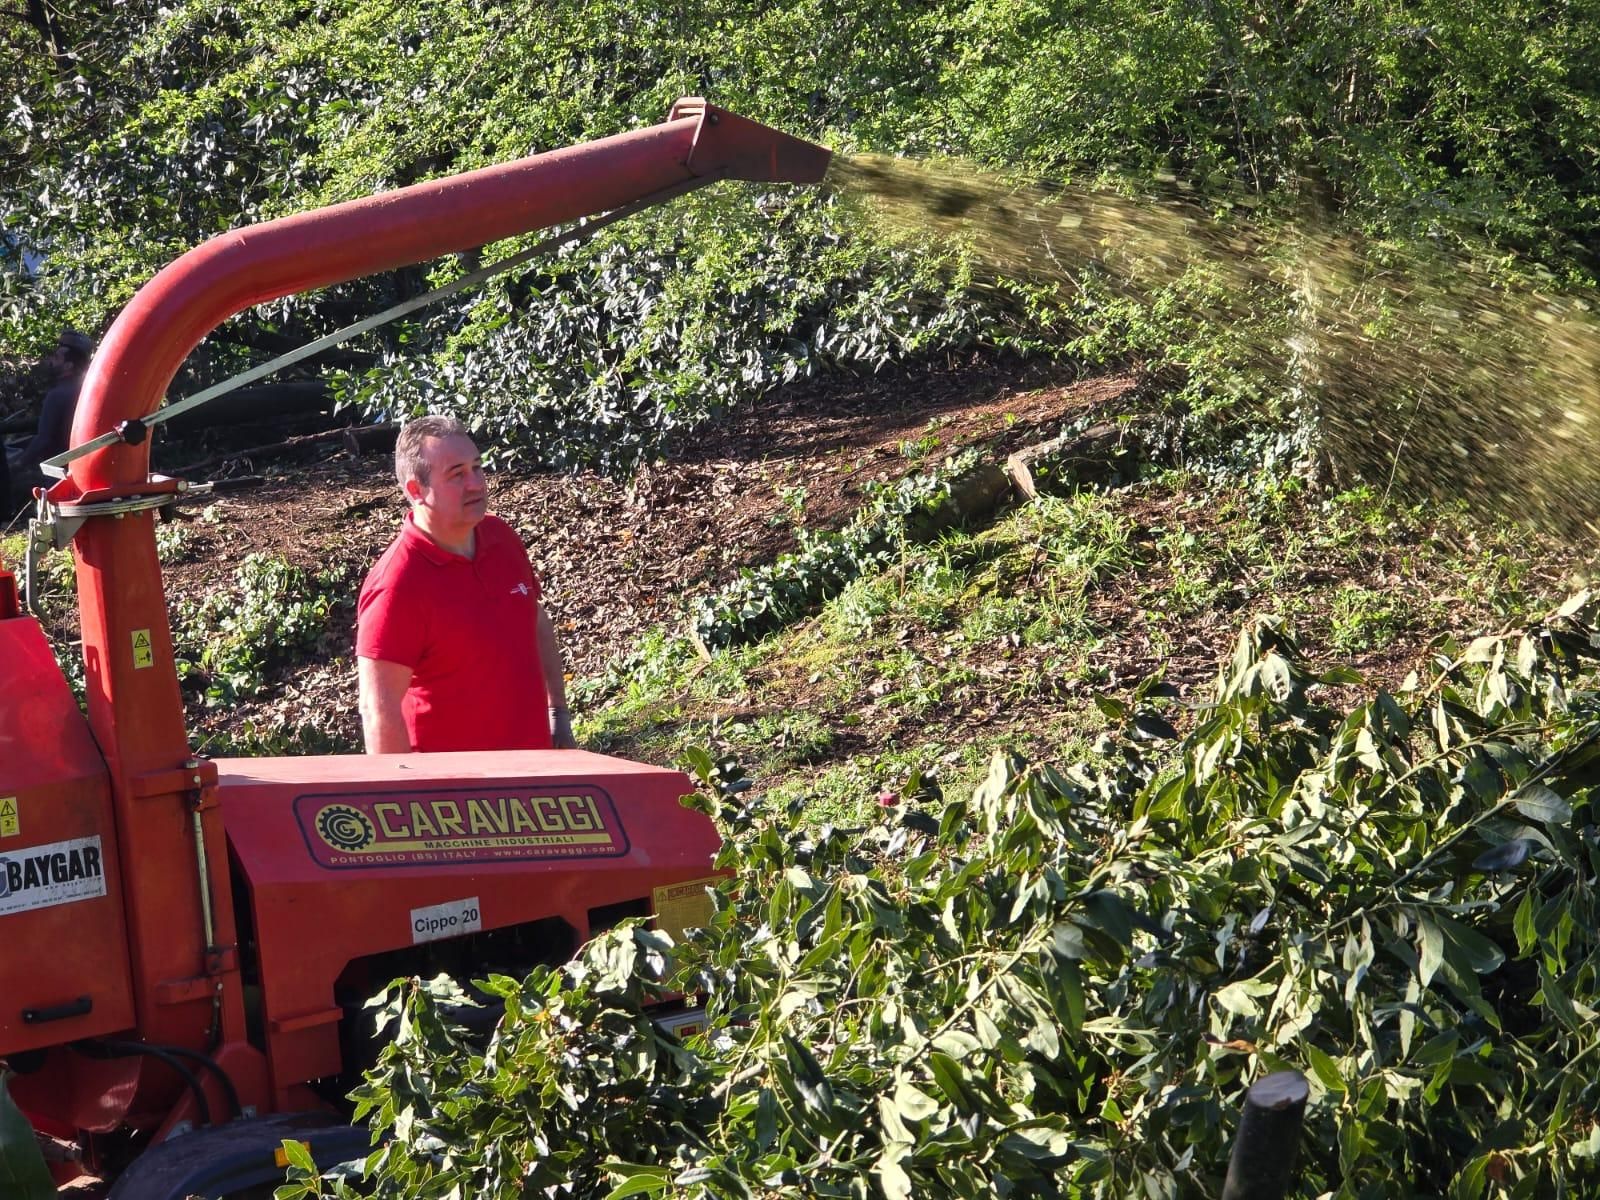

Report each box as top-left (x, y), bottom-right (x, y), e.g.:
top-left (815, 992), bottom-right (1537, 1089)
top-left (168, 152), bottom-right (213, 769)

top-left (355, 414), bottom-right (576, 753)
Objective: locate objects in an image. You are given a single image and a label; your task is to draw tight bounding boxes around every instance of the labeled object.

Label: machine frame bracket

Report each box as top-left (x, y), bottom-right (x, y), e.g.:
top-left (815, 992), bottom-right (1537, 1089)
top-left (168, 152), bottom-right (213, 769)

top-left (22, 478), bottom-right (214, 612)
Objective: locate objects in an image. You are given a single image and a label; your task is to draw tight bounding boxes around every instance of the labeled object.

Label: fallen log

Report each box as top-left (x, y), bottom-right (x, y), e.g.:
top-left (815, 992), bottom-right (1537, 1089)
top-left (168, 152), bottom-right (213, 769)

top-left (155, 476), bottom-right (265, 524)
top-left (905, 461), bottom-right (1014, 539)
top-left (208, 475), bottom-right (267, 494)
top-left (171, 421), bottom-right (398, 477)
top-left (161, 381), bottom-right (332, 431)
top-left (1005, 421), bottom-right (1141, 499)
top-left (342, 422), bottom-right (400, 456)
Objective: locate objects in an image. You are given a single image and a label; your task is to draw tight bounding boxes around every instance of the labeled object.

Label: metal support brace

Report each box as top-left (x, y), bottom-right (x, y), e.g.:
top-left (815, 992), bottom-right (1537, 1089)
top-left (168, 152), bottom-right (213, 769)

top-left (22, 478), bottom-right (213, 612)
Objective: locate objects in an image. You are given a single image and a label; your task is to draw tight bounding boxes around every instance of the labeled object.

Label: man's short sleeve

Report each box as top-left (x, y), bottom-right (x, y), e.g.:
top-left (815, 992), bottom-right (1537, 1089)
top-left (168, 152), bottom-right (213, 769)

top-left (356, 568), bottom-right (426, 668)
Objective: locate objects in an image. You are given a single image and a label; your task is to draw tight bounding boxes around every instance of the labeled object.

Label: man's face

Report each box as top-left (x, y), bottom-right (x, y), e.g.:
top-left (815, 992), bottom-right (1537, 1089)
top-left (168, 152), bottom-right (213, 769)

top-left (47, 345), bottom-right (71, 377)
top-left (409, 434), bottom-right (488, 530)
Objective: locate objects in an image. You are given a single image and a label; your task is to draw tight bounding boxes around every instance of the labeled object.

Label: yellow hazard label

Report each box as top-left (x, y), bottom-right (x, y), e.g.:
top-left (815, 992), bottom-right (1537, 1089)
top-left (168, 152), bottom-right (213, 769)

top-left (652, 876), bottom-right (720, 945)
top-left (274, 1141), bottom-right (312, 1169)
top-left (0, 796), bottom-right (17, 838)
top-left (132, 628), bottom-right (154, 669)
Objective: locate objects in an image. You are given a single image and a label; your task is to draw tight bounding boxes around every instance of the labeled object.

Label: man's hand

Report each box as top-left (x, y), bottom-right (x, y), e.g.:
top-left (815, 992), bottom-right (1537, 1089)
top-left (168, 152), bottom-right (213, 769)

top-left (550, 706), bottom-right (577, 750)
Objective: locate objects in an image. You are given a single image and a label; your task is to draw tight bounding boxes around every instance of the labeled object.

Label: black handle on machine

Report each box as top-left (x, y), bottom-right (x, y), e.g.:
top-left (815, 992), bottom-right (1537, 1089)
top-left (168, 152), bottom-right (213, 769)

top-left (22, 995), bottom-right (92, 1024)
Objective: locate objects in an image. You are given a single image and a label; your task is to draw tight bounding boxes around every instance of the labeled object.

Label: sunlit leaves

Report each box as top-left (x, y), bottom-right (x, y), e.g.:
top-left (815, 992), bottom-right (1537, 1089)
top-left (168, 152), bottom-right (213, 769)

top-left (299, 592), bottom-right (1600, 1199)
top-left (1513, 783), bottom-right (1573, 825)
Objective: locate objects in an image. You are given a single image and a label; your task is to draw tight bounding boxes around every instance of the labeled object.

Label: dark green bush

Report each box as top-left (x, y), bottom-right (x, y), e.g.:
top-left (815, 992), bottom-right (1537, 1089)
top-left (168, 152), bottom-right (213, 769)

top-left (691, 453), bottom-right (982, 650)
top-left (8, 1), bottom-right (1600, 470)
top-left (279, 592), bottom-right (1600, 1197)
top-left (174, 553), bottom-right (351, 703)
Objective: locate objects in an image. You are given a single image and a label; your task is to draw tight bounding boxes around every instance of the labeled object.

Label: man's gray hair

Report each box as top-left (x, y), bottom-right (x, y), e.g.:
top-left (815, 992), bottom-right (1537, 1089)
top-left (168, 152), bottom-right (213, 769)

top-left (395, 414), bottom-right (472, 493)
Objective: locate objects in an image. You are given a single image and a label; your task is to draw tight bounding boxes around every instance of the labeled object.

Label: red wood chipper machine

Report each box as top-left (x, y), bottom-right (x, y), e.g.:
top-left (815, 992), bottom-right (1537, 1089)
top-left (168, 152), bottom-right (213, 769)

top-left (0, 100), bottom-right (830, 1198)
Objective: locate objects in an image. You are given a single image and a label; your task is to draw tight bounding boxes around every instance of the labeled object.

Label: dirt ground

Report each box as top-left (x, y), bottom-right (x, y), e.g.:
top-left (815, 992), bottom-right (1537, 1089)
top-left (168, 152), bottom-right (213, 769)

top-left (158, 356), bottom-right (1134, 673)
top-left (147, 356), bottom-right (1134, 746)
top-left (128, 352), bottom-right (1585, 758)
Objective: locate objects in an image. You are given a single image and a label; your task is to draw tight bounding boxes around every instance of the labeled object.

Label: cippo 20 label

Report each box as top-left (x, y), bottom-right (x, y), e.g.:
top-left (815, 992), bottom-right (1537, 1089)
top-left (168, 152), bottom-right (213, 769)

top-left (294, 787), bottom-right (628, 868)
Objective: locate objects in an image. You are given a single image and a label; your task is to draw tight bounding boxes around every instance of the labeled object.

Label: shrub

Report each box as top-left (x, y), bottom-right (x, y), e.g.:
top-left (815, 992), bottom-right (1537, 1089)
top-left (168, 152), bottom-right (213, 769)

top-left (283, 591), bottom-right (1600, 1197)
top-left (174, 554), bottom-right (352, 704)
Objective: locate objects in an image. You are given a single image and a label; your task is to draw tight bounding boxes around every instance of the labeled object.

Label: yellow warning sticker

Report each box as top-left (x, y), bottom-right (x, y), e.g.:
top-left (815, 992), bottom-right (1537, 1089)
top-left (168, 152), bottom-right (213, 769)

top-left (274, 1141), bottom-right (311, 1169)
top-left (652, 876), bottom-right (720, 945)
top-left (132, 628), bottom-right (154, 669)
top-left (0, 796), bottom-right (17, 838)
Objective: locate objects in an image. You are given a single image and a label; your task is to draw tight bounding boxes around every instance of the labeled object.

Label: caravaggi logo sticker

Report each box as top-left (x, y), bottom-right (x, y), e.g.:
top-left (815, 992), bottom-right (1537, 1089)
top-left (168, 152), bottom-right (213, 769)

top-left (294, 787), bottom-right (628, 868)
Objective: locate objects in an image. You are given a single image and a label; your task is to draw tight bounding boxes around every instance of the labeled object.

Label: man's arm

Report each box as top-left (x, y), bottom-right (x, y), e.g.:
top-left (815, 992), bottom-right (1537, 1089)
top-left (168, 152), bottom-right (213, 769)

top-left (357, 656), bottom-right (414, 753)
top-left (16, 382), bottom-right (76, 469)
top-left (534, 601), bottom-right (576, 748)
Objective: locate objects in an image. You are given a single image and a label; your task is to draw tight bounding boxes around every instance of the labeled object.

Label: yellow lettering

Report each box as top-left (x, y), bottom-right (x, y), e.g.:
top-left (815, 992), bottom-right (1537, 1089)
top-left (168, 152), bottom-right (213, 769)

top-left (467, 799), bottom-right (499, 834)
top-left (533, 797), bottom-right (565, 832)
top-left (409, 802), bottom-right (438, 838)
top-left (433, 801), bottom-right (465, 837)
top-left (509, 799), bottom-right (538, 835)
top-left (374, 803), bottom-right (409, 839)
top-left (559, 795), bottom-right (594, 832)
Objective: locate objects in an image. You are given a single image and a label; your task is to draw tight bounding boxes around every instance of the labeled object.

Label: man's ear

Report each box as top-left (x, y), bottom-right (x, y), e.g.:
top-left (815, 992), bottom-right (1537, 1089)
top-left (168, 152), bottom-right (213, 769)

top-left (404, 477), bottom-right (425, 505)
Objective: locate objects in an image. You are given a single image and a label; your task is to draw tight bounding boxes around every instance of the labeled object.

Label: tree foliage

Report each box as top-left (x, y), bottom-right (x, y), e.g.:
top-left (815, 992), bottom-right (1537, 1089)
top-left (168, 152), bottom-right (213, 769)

top-left (7, 1), bottom-right (1600, 464)
top-left (277, 592), bottom-right (1600, 1198)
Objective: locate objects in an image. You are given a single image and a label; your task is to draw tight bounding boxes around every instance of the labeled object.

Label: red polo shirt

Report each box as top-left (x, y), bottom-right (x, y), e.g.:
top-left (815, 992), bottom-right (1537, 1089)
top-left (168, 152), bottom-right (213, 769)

top-left (356, 512), bottom-right (551, 752)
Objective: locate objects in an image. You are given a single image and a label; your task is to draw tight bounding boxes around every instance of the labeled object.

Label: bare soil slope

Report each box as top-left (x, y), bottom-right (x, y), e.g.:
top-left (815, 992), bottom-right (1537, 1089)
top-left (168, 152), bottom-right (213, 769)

top-left (158, 357), bottom-right (1131, 748)
top-left (131, 354), bottom-right (1590, 767)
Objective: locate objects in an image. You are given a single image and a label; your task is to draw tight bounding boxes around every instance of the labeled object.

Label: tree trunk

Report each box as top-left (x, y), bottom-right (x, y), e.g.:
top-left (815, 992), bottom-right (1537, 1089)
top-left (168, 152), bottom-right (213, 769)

top-left (23, 0), bottom-right (65, 67)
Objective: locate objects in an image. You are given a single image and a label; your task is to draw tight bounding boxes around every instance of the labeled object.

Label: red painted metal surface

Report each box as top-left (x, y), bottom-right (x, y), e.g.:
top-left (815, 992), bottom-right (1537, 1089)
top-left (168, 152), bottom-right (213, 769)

top-left (0, 563), bottom-right (18, 619)
top-left (219, 750), bottom-right (715, 1106)
top-left (0, 616), bottom-right (134, 1056)
top-left (2, 99), bottom-right (828, 1173)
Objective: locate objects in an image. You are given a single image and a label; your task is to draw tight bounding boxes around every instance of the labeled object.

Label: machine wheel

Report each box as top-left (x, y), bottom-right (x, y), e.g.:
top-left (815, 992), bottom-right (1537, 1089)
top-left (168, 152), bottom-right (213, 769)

top-left (104, 1110), bottom-right (369, 1200)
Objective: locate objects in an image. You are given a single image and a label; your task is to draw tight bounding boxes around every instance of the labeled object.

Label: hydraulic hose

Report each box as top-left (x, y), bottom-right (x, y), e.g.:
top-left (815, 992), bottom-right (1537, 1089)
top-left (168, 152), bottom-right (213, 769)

top-left (73, 1040), bottom-right (222, 1127)
top-left (141, 1043), bottom-right (242, 1122)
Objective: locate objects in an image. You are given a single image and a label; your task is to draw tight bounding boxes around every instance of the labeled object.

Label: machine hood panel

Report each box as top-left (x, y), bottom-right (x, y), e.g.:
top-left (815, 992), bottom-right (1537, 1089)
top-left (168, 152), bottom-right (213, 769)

top-left (0, 616), bottom-right (134, 1057)
top-left (218, 749), bottom-right (707, 883)
top-left (216, 749), bottom-right (720, 1095)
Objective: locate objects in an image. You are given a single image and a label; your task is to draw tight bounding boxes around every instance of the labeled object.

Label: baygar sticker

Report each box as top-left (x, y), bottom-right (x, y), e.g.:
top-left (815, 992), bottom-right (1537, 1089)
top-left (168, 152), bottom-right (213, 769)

top-left (0, 835), bottom-right (107, 917)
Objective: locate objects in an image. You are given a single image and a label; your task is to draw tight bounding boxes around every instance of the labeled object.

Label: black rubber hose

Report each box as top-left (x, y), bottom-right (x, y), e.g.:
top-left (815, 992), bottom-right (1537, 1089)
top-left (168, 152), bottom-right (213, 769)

top-left (144, 1043), bottom-right (243, 1121)
top-left (72, 1041), bottom-right (213, 1128)
top-left (78, 1039), bottom-right (242, 1119)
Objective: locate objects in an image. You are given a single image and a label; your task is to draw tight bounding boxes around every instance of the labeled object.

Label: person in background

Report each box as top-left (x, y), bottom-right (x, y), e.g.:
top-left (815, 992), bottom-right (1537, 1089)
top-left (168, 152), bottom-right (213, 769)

top-left (7, 329), bottom-right (94, 505)
top-left (355, 413), bottom-right (577, 753)
top-left (0, 425), bottom-right (10, 516)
